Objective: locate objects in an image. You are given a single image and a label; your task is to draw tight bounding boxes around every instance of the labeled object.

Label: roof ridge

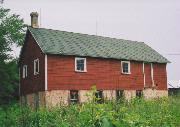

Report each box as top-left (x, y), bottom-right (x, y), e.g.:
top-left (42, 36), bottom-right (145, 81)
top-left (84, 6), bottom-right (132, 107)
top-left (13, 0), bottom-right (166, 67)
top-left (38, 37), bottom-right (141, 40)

top-left (28, 26), bottom-right (145, 44)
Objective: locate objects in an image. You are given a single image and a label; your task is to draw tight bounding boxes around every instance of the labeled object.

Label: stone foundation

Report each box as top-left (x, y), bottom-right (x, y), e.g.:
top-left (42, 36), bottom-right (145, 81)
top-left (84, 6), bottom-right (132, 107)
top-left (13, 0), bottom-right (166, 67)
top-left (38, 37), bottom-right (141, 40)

top-left (45, 90), bottom-right (69, 107)
top-left (39, 91), bottom-right (46, 107)
top-left (124, 90), bottom-right (136, 101)
top-left (103, 90), bottom-right (116, 100)
top-left (20, 89), bottom-right (168, 108)
top-left (143, 88), bottom-right (168, 99)
top-left (156, 90), bottom-right (168, 98)
top-left (26, 93), bottom-right (35, 108)
top-left (79, 90), bottom-right (92, 103)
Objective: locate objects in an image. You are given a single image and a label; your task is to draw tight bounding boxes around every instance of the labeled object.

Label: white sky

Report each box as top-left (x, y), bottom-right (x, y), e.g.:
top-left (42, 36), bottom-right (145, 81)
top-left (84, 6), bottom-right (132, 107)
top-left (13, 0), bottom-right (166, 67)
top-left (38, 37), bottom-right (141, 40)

top-left (2, 0), bottom-right (180, 81)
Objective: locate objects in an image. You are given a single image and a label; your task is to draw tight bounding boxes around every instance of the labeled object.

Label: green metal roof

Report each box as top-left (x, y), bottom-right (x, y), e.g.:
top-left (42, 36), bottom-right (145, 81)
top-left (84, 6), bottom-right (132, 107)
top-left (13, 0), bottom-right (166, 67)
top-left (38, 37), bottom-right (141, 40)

top-left (28, 27), bottom-right (169, 63)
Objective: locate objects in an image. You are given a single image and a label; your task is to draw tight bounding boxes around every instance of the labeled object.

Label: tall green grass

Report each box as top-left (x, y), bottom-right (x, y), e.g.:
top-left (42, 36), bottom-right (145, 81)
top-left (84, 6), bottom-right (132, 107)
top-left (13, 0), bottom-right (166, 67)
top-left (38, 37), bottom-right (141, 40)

top-left (0, 95), bottom-right (180, 127)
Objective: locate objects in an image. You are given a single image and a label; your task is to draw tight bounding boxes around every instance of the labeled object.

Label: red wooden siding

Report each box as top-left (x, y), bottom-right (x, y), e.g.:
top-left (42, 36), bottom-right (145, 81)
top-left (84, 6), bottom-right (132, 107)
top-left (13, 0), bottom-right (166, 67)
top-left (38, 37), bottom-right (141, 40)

top-left (20, 31), bottom-right (45, 95)
top-left (144, 63), bottom-right (152, 88)
top-left (47, 55), bottom-right (146, 90)
top-left (153, 63), bottom-right (167, 90)
top-left (47, 55), bottom-right (167, 91)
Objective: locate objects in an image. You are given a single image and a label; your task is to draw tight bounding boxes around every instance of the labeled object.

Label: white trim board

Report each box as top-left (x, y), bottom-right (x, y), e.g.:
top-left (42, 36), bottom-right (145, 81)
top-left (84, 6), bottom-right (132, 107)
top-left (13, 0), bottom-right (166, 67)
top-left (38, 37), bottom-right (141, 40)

top-left (151, 63), bottom-right (154, 87)
top-left (45, 54), bottom-right (48, 91)
top-left (143, 62), bottom-right (146, 87)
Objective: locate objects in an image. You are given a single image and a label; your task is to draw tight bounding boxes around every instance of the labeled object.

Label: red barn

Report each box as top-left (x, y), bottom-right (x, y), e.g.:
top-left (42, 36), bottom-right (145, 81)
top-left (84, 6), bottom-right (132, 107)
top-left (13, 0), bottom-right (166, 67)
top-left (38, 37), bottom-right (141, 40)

top-left (19, 12), bottom-right (169, 107)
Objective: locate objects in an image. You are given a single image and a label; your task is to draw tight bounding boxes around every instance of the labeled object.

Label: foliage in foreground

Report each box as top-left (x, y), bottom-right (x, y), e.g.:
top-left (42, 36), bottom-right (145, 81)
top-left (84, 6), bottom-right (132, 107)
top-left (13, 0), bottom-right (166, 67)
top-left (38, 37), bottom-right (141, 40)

top-left (0, 7), bottom-right (26, 105)
top-left (0, 95), bottom-right (180, 127)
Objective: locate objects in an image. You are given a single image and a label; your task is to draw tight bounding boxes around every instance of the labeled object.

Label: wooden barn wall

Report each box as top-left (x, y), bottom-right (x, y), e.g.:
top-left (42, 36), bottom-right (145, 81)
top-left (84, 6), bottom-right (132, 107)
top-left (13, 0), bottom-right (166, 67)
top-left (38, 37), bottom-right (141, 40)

top-left (20, 31), bottom-right (45, 95)
top-left (144, 63), bottom-right (152, 88)
top-left (153, 63), bottom-right (167, 90)
top-left (47, 55), bottom-right (167, 91)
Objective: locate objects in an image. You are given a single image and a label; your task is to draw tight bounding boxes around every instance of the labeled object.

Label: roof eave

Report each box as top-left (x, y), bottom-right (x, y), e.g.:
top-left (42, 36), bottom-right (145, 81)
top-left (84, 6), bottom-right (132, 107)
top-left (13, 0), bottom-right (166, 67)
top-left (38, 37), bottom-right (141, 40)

top-left (44, 52), bottom-right (170, 63)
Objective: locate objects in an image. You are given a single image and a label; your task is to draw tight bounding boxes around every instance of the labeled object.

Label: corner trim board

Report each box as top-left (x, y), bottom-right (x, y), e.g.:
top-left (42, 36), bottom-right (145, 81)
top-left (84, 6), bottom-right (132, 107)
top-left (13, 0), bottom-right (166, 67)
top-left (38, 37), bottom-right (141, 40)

top-left (143, 62), bottom-right (146, 87)
top-left (151, 63), bottom-right (154, 87)
top-left (45, 55), bottom-right (48, 91)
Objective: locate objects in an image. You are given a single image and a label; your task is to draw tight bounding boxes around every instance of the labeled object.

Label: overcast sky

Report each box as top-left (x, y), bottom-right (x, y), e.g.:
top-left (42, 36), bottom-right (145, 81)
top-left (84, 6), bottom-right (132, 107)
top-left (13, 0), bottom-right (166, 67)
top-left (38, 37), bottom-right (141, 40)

top-left (2, 0), bottom-right (180, 81)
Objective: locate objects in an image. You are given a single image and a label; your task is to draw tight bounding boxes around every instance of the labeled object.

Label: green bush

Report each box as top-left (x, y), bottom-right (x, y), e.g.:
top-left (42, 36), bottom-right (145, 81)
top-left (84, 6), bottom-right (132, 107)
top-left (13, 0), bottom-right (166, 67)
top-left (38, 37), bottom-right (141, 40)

top-left (0, 96), bottom-right (180, 127)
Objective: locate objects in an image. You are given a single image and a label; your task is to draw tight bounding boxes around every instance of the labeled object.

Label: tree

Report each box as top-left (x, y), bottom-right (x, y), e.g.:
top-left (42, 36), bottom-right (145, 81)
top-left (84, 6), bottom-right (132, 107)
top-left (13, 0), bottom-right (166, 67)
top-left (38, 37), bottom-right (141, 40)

top-left (0, 7), bottom-right (26, 105)
top-left (0, 0), bottom-right (4, 4)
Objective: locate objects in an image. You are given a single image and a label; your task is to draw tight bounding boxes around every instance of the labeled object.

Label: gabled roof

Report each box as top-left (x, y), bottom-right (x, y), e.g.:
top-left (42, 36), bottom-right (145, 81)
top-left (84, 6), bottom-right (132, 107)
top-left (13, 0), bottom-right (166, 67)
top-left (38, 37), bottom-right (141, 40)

top-left (28, 27), bottom-right (169, 63)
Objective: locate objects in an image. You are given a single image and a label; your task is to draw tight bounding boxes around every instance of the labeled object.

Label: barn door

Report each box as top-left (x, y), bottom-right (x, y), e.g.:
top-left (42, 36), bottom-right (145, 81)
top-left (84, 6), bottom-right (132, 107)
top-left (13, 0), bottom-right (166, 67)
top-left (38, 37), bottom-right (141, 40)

top-left (144, 63), bottom-right (152, 88)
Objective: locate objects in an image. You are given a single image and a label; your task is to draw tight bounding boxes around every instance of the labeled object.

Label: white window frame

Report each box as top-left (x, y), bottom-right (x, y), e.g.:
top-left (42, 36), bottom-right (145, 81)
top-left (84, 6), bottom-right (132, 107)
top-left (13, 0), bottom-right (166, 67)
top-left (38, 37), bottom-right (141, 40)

top-left (121, 61), bottom-right (131, 74)
top-left (34, 58), bottom-right (39, 75)
top-left (75, 57), bottom-right (87, 72)
top-left (22, 65), bottom-right (28, 78)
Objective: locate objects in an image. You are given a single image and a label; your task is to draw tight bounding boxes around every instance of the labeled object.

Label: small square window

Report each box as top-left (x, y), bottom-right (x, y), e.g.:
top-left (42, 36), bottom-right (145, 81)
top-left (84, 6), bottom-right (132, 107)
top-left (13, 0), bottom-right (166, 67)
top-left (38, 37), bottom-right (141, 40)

top-left (95, 90), bottom-right (103, 103)
top-left (70, 90), bottom-right (79, 104)
top-left (121, 61), bottom-right (130, 74)
top-left (34, 59), bottom-right (39, 75)
top-left (116, 90), bottom-right (124, 100)
top-left (136, 90), bottom-right (143, 98)
top-left (75, 57), bottom-right (87, 72)
top-left (22, 65), bottom-right (28, 78)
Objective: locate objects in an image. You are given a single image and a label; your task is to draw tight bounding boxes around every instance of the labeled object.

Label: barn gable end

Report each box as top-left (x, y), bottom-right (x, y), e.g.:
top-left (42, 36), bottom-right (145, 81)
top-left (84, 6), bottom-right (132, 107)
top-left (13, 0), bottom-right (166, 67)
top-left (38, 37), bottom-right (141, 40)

top-left (20, 30), bottom-right (45, 95)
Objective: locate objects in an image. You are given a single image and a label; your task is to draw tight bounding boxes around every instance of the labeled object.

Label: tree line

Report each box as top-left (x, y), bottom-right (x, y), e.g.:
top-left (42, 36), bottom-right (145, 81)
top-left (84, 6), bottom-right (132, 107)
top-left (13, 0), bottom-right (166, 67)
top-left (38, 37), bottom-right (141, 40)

top-left (0, 7), bottom-right (26, 105)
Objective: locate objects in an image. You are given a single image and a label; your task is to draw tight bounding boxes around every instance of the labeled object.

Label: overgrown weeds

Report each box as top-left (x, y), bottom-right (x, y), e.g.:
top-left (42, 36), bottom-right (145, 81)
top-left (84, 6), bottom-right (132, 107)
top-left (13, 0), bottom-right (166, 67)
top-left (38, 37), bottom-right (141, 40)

top-left (0, 95), bottom-right (180, 127)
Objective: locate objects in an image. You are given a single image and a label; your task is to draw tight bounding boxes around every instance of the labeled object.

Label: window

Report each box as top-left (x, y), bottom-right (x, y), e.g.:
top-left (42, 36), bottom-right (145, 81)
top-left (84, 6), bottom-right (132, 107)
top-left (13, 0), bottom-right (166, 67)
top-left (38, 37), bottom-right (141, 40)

top-left (95, 90), bottom-right (103, 103)
top-left (34, 59), bottom-right (39, 75)
top-left (136, 90), bottom-right (143, 98)
top-left (75, 57), bottom-right (87, 72)
top-left (70, 90), bottom-right (79, 104)
top-left (116, 90), bottom-right (124, 100)
top-left (121, 61), bottom-right (130, 74)
top-left (22, 65), bottom-right (28, 78)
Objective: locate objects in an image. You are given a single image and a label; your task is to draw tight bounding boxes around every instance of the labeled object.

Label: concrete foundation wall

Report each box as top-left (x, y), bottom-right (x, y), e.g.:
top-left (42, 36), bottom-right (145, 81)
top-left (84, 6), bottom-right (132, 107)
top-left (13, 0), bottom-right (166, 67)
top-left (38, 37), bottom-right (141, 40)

top-left (79, 90), bottom-right (92, 103)
top-left (124, 90), bottom-right (136, 101)
top-left (103, 90), bottom-right (116, 100)
top-left (20, 89), bottom-right (168, 108)
top-left (143, 88), bottom-right (168, 99)
top-left (38, 91), bottom-right (46, 107)
top-left (26, 93), bottom-right (35, 108)
top-left (45, 90), bottom-right (69, 107)
top-left (79, 90), bottom-right (116, 103)
top-left (156, 90), bottom-right (168, 98)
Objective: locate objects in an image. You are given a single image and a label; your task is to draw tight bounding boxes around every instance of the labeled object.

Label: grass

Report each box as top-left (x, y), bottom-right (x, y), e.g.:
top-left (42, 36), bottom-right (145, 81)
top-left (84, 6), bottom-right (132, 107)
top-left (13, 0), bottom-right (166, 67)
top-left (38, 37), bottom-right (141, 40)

top-left (0, 95), bottom-right (180, 127)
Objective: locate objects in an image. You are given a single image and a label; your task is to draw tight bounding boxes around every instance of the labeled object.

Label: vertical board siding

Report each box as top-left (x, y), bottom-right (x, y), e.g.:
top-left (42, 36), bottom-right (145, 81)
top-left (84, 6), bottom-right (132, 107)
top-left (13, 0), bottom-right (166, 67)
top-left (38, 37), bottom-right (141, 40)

top-left (20, 31), bottom-right (45, 95)
top-left (144, 63), bottom-right (152, 88)
top-left (153, 63), bottom-right (167, 90)
top-left (47, 55), bottom-right (167, 91)
top-left (47, 55), bottom-right (146, 90)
